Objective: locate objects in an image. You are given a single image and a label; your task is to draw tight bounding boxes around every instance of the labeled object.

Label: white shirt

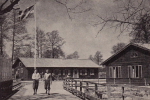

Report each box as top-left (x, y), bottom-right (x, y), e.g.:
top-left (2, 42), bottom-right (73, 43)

top-left (44, 73), bottom-right (51, 80)
top-left (32, 73), bottom-right (40, 80)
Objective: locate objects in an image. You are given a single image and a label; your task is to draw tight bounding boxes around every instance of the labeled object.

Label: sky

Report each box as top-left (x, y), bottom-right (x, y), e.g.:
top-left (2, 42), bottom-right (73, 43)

top-left (7, 0), bottom-right (132, 60)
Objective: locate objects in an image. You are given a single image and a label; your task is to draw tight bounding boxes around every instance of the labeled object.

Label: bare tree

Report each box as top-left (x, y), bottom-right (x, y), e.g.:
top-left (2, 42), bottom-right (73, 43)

top-left (111, 43), bottom-right (126, 54)
top-left (88, 55), bottom-right (93, 61)
top-left (3, 10), bottom-right (29, 62)
top-left (43, 47), bottom-right (65, 58)
top-left (14, 44), bottom-right (34, 60)
top-left (36, 27), bottom-right (46, 58)
top-left (46, 30), bottom-right (65, 58)
top-left (54, 0), bottom-right (91, 20)
top-left (66, 51), bottom-right (79, 59)
top-left (130, 13), bottom-right (150, 43)
top-left (0, 9), bottom-right (33, 62)
top-left (96, 0), bottom-right (150, 43)
top-left (93, 51), bottom-right (103, 65)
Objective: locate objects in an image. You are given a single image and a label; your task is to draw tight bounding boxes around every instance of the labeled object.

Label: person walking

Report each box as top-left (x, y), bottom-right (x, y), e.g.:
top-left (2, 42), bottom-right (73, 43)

top-left (44, 69), bottom-right (52, 95)
top-left (32, 69), bottom-right (40, 95)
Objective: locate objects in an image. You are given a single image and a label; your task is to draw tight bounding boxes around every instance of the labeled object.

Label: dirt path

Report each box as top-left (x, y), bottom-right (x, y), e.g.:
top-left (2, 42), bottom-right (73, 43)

top-left (8, 81), bottom-right (81, 100)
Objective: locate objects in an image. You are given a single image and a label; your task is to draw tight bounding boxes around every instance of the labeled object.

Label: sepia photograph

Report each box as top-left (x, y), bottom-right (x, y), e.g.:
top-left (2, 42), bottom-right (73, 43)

top-left (0, 0), bottom-right (150, 100)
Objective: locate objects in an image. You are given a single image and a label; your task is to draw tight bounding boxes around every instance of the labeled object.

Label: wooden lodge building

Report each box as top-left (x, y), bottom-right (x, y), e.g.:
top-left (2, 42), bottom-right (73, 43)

top-left (12, 58), bottom-right (100, 80)
top-left (102, 43), bottom-right (150, 85)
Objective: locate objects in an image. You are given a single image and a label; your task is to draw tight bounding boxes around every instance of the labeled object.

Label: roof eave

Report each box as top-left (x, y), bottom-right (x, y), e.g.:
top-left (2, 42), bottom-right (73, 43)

top-left (102, 43), bottom-right (150, 65)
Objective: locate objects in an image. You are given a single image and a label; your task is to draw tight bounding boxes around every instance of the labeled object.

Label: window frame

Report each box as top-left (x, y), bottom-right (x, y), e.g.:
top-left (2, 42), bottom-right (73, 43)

top-left (85, 69), bottom-right (87, 75)
top-left (73, 69), bottom-right (78, 75)
top-left (109, 66), bottom-right (121, 78)
top-left (128, 65), bottom-right (142, 78)
top-left (58, 70), bottom-right (61, 75)
top-left (80, 69), bottom-right (82, 75)
top-left (68, 70), bottom-right (70, 75)
top-left (80, 69), bottom-right (87, 75)
top-left (90, 69), bottom-right (95, 75)
top-left (63, 70), bottom-right (66, 75)
top-left (63, 69), bottom-right (70, 75)
top-left (54, 69), bottom-right (61, 75)
top-left (82, 69), bottom-right (87, 75)
top-left (130, 51), bottom-right (138, 58)
top-left (19, 62), bottom-right (22, 67)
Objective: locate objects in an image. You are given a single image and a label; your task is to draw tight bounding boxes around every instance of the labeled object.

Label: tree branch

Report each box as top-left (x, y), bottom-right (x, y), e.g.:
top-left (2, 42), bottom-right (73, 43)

top-left (0, 0), bottom-right (20, 15)
top-left (54, 0), bottom-right (91, 20)
top-left (94, 0), bottom-right (149, 37)
top-left (0, 0), bottom-right (9, 10)
top-left (54, 0), bottom-right (72, 20)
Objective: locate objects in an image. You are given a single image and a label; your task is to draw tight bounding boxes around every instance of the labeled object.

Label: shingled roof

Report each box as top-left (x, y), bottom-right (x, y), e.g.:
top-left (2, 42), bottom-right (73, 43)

top-left (17, 58), bottom-right (100, 68)
top-left (101, 43), bottom-right (150, 65)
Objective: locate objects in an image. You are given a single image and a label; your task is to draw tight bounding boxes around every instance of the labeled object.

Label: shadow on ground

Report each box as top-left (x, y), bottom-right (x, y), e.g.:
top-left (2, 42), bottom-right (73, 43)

top-left (8, 87), bottom-right (27, 100)
top-left (8, 93), bottom-right (79, 100)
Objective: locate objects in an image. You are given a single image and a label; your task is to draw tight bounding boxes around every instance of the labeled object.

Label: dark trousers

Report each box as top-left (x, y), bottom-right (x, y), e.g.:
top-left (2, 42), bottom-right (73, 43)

top-left (45, 80), bottom-right (50, 90)
top-left (33, 80), bottom-right (39, 90)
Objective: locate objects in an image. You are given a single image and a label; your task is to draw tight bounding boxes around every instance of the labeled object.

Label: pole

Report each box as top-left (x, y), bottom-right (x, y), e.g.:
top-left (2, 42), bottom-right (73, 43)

top-left (122, 86), bottom-right (124, 100)
top-left (12, 9), bottom-right (16, 65)
top-left (98, 68), bottom-right (100, 84)
top-left (34, 1), bottom-right (37, 69)
top-left (0, 23), bottom-right (3, 55)
top-left (29, 45), bottom-right (32, 57)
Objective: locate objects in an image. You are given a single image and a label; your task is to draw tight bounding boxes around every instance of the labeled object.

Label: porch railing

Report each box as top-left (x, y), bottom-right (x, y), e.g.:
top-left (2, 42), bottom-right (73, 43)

top-left (63, 78), bottom-right (150, 100)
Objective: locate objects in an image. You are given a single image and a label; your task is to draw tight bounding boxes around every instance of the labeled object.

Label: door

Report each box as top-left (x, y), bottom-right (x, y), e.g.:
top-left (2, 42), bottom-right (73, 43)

top-left (73, 69), bottom-right (79, 78)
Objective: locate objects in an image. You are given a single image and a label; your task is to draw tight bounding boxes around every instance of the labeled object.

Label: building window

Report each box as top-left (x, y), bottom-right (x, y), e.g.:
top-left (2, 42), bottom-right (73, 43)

top-left (63, 70), bottom-right (65, 75)
top-left (19, 62), bottom-right (22, 67)
top-left (90, 69), bottom-right (94, 75)
top-left (81, 69), bottom-right (87, 75)
top-left (58, 70), bottom-right (61, 75)
top-left (109, 66), bottom-right (121, 78)
top-left (21, 68), bottom-right (23, 73)
top-left (74, 70), bottom-right (77, 74)
top-left (128, 65), bottom-right (142, 78)
top-left (80, 70), bottom-right (82, 75)
top-left (130, 52), bottom-right (138, 58)
top-left (54, 69), bottom-right (60, 75)
top-left (63, 69), bottom-right (70, 75)
top-left (68, 70), bottom-right (70, 75)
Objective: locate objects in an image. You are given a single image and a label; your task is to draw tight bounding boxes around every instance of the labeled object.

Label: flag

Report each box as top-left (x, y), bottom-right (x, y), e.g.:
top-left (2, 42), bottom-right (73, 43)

top-left (19, 5), bottom-right (34, 20)
top-left (13, 4), bottom-right (20, 10)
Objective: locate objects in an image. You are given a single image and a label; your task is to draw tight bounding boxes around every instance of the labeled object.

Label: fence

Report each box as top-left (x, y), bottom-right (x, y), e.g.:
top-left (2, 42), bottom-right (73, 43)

top-left (63, 78), bottom-right (150, 100)
top-left (0, 56), bottom-right (12, 82)
top-left (0, 56), bottom-right (22, 100)
top-left (106, 78), bottom-right (150, 86)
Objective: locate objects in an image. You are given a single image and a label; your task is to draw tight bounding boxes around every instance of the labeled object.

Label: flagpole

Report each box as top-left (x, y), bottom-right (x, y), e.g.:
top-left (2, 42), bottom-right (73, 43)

top-left (12, 8), bottom-right (16, 65)
top-left (34, 1), bottom-right (37, 69)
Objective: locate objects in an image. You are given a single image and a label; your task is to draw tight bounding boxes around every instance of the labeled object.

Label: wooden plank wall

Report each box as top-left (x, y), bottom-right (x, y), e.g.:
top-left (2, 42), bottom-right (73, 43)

top-left (0, 56), bottom-right (12, 82)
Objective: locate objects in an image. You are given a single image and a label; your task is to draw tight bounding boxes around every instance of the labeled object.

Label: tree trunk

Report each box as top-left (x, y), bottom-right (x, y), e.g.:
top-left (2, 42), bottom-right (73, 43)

top-left (41, 44), bottom-right (43, 58)
top-left (52, 45), bottom-right (54, 58)
top-left (143, 28), bottom-right (149, 43)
